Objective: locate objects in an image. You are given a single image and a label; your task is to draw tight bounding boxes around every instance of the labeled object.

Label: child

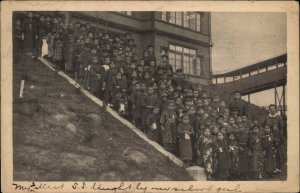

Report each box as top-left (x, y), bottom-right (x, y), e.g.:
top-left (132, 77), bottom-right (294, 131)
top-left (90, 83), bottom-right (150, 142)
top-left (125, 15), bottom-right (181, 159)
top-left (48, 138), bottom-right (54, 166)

top-left (194, 107), bottom-right (205, 138)
top-left (236, 124), bottom-right (249, 180)
top-left (53, 37), bottom-right (64, 71)
top-left (73, 38), bottom-right (82, 81)
top-left (111, 71), bottom-right (127, 108)
top-left (177, 114), bottom-right (195, 167)
top-left (262, 125), bottom-right (276, 177)
top-left (248, 126), bottom-right (264, 179)
top-left (116, 88), bottom-right (129, 118)
top-left (227, 132), bottom-right (240, 180)
top-left (80, 43), bottom-right (91, 84)
top-left (84, 47), bottom-right (98, 89)
top-left (146, 106), bottom-right (161, 144)
top-left (195, 98), bottom-right (203, 108)
top-left (89, 55), bottom-right (105, 97)
top-left (213, 132), bottom-right (230, 180)
top-left (142, 86), bottom-right (159, 133)
top-left (272, 124), bottom-right (284, 173)
top-left (130, 83), bottom-right (143, 128)
top-left (211, 95), bottom-right (221, 112)
top-left (160, 100), bottom-right (178, 155)
top-left (195, 128), bottom-right (214, 180)
top-left (211, 126), bottom-right (219, 141)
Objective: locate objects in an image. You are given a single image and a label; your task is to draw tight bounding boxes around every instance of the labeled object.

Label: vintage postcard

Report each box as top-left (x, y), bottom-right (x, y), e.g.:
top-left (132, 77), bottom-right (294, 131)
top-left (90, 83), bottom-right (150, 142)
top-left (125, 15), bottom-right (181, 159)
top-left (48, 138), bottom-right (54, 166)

top-left (1, 1), bottom-right (299, 193)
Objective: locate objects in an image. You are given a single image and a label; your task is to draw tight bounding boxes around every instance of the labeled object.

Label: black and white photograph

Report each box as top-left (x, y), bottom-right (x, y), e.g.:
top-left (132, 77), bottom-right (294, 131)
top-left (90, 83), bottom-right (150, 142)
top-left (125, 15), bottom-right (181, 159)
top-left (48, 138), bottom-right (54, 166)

top-left (1, 1), bottom-right (299, 193)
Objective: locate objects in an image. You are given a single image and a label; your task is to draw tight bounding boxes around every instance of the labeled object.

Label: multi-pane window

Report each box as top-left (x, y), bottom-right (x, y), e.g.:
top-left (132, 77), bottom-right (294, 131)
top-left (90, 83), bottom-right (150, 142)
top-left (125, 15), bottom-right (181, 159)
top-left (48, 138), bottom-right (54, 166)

top-left (168, 44), bottom-right (202, 76)
top-left (162, 12), bottom-right (202, 32)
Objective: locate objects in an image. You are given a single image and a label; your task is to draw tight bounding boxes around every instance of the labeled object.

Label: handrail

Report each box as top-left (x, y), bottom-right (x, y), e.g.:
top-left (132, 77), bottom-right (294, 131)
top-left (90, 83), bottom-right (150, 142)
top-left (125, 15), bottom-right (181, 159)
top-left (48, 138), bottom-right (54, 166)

top-left (212, 54), bottom-right (287, 78)
top-left (212, 54), bottom-right (287, 84)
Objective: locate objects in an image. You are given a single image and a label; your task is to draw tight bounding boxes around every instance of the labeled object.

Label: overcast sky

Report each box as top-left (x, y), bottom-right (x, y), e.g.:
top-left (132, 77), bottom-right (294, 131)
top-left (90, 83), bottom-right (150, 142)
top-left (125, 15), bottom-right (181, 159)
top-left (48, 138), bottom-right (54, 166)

top-left (211, 12), bottom-right (287, 106)
top-left (211, 12), bottom-right (287, 74)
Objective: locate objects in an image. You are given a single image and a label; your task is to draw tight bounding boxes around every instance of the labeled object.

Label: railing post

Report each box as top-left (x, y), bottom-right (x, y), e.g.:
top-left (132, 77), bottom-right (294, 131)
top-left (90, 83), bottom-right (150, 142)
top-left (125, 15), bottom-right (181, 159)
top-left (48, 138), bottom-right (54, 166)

top-left (283, 84), bottom-right (286, 115)
top-left (274, 86), bottom-right (278, 108)
top-left (224, 77), bottom-right (226, 83)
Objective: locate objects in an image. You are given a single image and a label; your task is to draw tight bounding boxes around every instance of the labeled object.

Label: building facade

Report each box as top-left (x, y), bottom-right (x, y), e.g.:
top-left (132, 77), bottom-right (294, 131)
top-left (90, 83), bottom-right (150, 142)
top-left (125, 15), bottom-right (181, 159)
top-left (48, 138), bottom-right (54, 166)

top-left (69, 11), bottom-right (212, 85)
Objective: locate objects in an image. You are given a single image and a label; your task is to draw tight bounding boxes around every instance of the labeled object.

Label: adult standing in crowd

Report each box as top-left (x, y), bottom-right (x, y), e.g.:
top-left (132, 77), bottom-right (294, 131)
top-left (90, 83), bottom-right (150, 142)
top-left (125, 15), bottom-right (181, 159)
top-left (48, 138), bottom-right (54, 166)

top-left (228, 91), bottom-right (247, 116)
top-left (264, 104), bottom-right (286, 169)
top-left (22, 12), bottom-right (38, 56)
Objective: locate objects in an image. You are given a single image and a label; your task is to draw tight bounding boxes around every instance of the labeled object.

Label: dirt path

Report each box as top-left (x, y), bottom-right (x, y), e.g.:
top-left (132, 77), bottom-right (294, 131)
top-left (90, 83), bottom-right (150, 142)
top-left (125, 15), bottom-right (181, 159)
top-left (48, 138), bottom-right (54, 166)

top-left (13, 54), bottom-right (192, 181)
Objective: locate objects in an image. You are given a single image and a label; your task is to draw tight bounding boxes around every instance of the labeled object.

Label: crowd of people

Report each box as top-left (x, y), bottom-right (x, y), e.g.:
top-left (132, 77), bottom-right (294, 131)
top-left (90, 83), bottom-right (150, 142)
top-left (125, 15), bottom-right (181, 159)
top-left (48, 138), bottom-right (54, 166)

top-left (14, 12), bottom-right (287, 181)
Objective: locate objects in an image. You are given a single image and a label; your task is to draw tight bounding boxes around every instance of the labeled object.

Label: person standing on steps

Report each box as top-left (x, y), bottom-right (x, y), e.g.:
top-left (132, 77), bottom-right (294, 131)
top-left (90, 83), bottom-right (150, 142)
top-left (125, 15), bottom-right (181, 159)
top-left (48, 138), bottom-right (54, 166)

top-left (229, 91), bottom-right (247, 116)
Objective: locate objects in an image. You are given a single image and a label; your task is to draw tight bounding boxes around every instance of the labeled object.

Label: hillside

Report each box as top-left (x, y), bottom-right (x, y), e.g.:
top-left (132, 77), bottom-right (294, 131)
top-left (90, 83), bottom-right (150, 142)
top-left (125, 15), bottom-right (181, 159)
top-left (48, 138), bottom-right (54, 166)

top-left (13, 54), bottom-right (193, 181)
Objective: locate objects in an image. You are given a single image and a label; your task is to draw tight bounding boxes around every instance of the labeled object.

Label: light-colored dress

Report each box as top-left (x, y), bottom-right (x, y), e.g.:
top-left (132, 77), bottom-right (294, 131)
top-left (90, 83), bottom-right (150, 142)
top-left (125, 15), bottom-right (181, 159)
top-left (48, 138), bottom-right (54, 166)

top-left (41, 38), bottom-right (48, 57)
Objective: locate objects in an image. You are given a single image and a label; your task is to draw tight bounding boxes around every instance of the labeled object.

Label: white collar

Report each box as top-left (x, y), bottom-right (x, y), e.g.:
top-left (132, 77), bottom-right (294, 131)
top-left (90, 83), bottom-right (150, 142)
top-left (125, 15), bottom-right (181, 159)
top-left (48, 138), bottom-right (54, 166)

top-left (268, 112), bottom-right (279, 117)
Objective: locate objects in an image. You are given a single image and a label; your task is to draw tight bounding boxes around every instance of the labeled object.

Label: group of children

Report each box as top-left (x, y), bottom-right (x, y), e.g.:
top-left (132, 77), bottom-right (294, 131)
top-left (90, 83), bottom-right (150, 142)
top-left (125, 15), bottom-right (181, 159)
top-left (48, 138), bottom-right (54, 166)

top-left (14, 12), bottom-right (287, 181)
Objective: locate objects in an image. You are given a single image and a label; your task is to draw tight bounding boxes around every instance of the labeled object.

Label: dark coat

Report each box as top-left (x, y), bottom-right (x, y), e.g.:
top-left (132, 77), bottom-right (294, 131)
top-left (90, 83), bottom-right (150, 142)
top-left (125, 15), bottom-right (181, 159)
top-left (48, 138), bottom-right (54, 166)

top-left (177, 122), bottom-right (194, 160)
top-left (213, 139), bottom-right (231, 179)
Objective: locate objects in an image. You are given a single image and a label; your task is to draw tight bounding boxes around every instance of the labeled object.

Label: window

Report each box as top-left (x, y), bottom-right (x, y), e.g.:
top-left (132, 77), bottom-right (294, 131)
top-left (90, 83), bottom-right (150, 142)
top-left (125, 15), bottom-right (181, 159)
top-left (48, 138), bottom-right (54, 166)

top-left (168, 44), bottom-right (202, 76)
top-left (161, 12), bottom-right (202, 32)
top-left (118, 11), bottom-right (132, 16)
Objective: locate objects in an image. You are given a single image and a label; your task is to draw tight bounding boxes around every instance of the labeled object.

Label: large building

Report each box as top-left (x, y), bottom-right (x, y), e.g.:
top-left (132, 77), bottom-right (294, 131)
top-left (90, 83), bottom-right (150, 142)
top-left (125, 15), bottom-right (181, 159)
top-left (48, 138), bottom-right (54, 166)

top-left (69, 11), bottom-right (212, 85)
top-left (15, 11), bottom-right (212, 84)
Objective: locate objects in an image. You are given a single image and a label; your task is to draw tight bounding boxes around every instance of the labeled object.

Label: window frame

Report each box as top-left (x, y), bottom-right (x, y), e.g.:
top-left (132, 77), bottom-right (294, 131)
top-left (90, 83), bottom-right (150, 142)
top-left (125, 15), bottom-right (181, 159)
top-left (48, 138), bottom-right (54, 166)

top-left (161, 11), bottom-right (203, 33)
top-left (167, 43), bottom-right (203, 77)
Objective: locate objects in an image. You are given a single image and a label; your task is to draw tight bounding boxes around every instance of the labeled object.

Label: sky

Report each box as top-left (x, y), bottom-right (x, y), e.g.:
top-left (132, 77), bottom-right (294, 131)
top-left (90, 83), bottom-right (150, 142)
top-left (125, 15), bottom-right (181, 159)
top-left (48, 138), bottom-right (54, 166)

top-left (211, 12), bottom-right (287, 74)
top-left (211, 12), bottom-right (287, 106)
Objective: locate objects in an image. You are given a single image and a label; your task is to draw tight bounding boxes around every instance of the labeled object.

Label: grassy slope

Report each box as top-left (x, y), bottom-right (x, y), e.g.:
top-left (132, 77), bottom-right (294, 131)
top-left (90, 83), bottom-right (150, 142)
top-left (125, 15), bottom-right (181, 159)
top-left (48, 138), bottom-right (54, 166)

top-left (13, 54), bottom-right (192, 181)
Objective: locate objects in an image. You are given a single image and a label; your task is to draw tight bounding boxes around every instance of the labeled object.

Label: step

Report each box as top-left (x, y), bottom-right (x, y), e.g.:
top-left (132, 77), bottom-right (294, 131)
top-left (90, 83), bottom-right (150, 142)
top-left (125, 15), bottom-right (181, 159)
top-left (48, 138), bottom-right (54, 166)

top-left (185, 166), bottom-right (207, 181)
